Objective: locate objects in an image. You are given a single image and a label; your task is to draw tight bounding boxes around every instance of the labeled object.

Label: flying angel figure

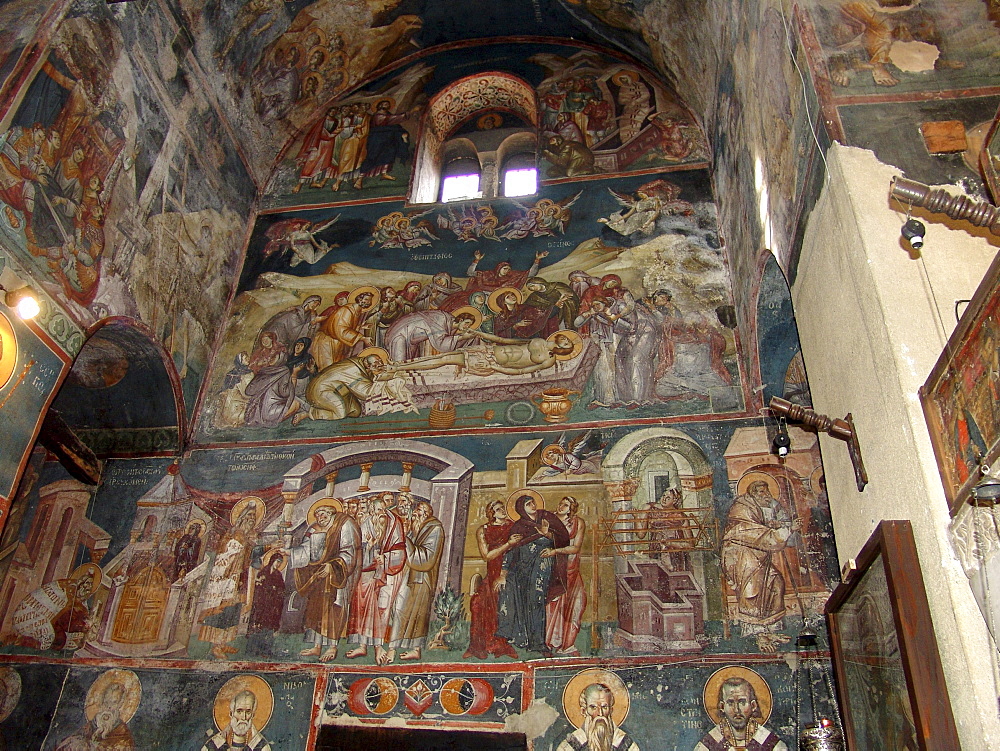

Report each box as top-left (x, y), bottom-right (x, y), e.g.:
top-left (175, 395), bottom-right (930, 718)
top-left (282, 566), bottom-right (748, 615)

top-left (598, 179), bottom-right (692, 238)
top-left (370, 209), bottom-right (438, 250)
top-left (498, 191), bottom-right (582, 240)
top-left (539, 430), bottom-right (606, 476)
top-left (263, 216), bottom-right (340, 267)
top-left (436, 204), bottom-right (501, 243)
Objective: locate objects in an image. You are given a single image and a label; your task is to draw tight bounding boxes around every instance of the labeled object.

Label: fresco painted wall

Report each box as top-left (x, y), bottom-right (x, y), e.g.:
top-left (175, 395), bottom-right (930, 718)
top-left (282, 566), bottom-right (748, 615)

top-left (0, 414), bottom-right (836, 744)
top-left (199, 165), bottom-right (737, 443)
top-left (0, 6), bottom-right (849, 748)
top-left (262, 45), bottom-right (708, 209)
top-left (0, 0), bottom-right (254, 422)
top-left (0, 307), bottom-right (71, 512)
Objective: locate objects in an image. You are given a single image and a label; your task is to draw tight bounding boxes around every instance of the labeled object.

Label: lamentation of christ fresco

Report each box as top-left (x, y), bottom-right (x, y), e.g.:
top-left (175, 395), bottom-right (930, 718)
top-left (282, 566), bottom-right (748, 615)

top-left (384, 332), bottom-right (576, 377)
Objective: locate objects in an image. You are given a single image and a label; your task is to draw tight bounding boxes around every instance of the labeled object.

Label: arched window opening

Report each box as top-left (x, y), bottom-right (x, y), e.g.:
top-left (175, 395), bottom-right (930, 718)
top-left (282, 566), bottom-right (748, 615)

top-left (501, 152), bottom-right (537, 197)
top-left (411, 74), bottom-right (539, 204)
top-left (441, 156), bottom-right (482, 202)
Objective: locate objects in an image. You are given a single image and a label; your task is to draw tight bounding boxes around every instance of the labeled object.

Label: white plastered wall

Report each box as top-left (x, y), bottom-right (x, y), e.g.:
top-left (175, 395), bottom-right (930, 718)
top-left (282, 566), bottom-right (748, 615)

top-left (794, 143), bottom-right (1000, 747)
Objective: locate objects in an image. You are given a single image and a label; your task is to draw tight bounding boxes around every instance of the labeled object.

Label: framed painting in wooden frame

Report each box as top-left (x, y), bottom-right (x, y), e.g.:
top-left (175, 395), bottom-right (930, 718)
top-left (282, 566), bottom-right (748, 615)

top-left (825, 520), bottom-right (959, 750)
top-left (920, 248), bottom-right (1000, 513)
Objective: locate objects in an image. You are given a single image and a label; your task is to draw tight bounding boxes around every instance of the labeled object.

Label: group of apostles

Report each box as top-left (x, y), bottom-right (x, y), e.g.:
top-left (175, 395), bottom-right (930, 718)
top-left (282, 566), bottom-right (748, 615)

top-left (198, 490), bottom-right (445, 666)
top-left (214, 248), bottom-right (734, 428)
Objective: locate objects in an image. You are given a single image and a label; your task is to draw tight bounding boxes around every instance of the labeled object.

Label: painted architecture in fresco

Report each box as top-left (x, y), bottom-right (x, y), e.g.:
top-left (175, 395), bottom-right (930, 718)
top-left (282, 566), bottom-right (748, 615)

top-left (6, 0), bottom-right (990, 745)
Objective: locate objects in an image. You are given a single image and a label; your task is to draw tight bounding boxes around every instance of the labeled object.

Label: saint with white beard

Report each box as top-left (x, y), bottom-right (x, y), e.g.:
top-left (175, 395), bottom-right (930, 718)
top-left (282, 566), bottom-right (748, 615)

top-left (558, 671), bottom-right (639, 751)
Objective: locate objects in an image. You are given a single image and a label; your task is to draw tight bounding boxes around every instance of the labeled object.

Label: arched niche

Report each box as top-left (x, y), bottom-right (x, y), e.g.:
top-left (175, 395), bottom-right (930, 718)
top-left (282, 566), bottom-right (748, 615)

top-left (280, 438), bottom-right (474, 592)
top-left (410, 73), bottom-right (538, 203)
top-left (50, 317), bottom-right (184, 455)
top-left (603, 427), bottom-right (713, 495)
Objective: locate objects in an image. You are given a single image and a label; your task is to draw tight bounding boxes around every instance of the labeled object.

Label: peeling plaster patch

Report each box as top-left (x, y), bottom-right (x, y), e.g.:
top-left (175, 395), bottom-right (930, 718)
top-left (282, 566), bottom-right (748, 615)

top-left (504, 698), bottom-right (560, 741)
top-left (783, 651), bottom-right (800, 672)
top-left (900, 343), bottom-right (918, 378)
top-left (326, 715), bottom-right (364, 727)
top-left (889, 41), bottom-right (939, 72)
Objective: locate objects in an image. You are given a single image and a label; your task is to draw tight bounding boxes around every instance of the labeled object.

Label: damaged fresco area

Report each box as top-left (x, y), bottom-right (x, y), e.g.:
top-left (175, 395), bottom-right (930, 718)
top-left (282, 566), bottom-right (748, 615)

top-left (0, 0), bottom-right (254, 418)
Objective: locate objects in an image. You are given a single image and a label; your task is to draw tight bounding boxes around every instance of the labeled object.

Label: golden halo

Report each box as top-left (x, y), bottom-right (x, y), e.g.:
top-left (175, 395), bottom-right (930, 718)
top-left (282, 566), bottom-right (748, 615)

top-left (809, 467), bottom-right (825, 494)
top-left (186, 518), bottom-right (207, 537)
top-left (306, 46), bottom-right (329, 69)
top-left (541, 444), bottom-right (565, 464)
top-left (213, 675), bottom-right (274, 733)
top-left (561, 668), bottom-right (630, 730)
top-left (0, 312), bottom-right (16, 390)
top-left (85, 669), bottom-right (142, 724)
top-left (307, 497), bottom-right (344, 525)
top-left (736, 471), bottom-right (779, 499)
top-left (230, 496), bottom-right (265, 528)
top-left (506, 488), bottom-right (544, 522)
top-left (547, 329), bottom-right (584, 360)
top-left (703, 666), bottom-right (772, 727)
top-left (375, 97), bottom-right (396, 110)
top-left (262, 549), bottom-right (288, 571)
top-left (0, 667), bottom-right (21, 723)
top-left (612, 70), bottom-right (640, 85)
top-left (452, 306), bottom-right (484, 330)
top-left (357, 346), bottom-right (390, 365)
top-left (300, 72), bottom-right (321, 95)
top-left (304, 25), bottom-right (329, 50)
top-left (349, 286), bottom-right (381, 312)
top-left (70, 563), bottom-right (102, 593)
top-left (487, 286), bottom-right (522, 313)
top-left (477, 113), bottom-right (502, 130)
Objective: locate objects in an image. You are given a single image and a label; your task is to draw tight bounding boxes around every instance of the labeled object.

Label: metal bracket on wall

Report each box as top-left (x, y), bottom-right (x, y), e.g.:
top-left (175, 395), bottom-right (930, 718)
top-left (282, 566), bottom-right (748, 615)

top-left (769, 396), bottom-right (868, 492)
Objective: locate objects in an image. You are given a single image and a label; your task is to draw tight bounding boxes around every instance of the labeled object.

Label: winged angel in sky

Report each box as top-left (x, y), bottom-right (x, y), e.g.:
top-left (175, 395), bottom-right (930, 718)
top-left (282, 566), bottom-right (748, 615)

top-left (498, 191), bottom-right (582, 240)
top-left (262, 215), bottom-right (340, 267)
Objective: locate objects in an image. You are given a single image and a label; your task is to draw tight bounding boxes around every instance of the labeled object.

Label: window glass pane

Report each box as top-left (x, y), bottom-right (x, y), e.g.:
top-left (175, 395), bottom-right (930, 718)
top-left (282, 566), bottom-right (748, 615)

top-left (441, 173), bottom-right (481, 202)
top-left (503, 168), bottom-right (537, 197)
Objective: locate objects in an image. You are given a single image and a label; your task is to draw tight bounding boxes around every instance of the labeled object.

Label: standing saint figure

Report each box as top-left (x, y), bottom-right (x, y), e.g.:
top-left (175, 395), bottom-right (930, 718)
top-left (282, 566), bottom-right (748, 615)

top-left (172, 521), bottom-right (205, 581)
top-left (694, 668), bottom-right (787, 751)
top-left (245, 551), bottom-right (287, 658)
top-left (284, 500), bottom-right (361, 662)
top-left (496, 492), bottom-right (570, 655)
top-left (721, 477), bottom-right (800, 652)
top-left (390, 501), bottom-right (445, 661)
top-left (197, 498), bottom-right (263, 660)
top-left (464, 500), bottom-right (521, 660)
top-left (543, 496), bottom-right (587, 657)
top-left (313, 287), bottom-right (378, 369)
top-left (345, 494), bottom-right (407, 665)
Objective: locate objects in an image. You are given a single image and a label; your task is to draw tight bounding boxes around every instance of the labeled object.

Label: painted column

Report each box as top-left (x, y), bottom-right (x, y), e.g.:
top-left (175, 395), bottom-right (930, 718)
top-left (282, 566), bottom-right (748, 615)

top-left (358, 463), bottom-right (374, 492)
top-left (400, 462), bottom-right (414, 492)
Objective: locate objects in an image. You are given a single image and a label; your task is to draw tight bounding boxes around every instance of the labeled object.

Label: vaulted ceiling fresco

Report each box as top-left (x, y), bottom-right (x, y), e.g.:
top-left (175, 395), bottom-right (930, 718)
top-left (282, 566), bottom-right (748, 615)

top-left (0, 0), bottom-right (996, 747)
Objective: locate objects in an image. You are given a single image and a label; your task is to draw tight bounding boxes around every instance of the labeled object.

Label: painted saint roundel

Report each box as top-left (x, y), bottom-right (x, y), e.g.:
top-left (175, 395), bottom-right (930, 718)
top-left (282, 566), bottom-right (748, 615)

top-left (347, 677), bottom-right (399, 715)
top-left (0, 311), bottom-right (16, 390)
top-left (439, 678), bottom-right (494, 716)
